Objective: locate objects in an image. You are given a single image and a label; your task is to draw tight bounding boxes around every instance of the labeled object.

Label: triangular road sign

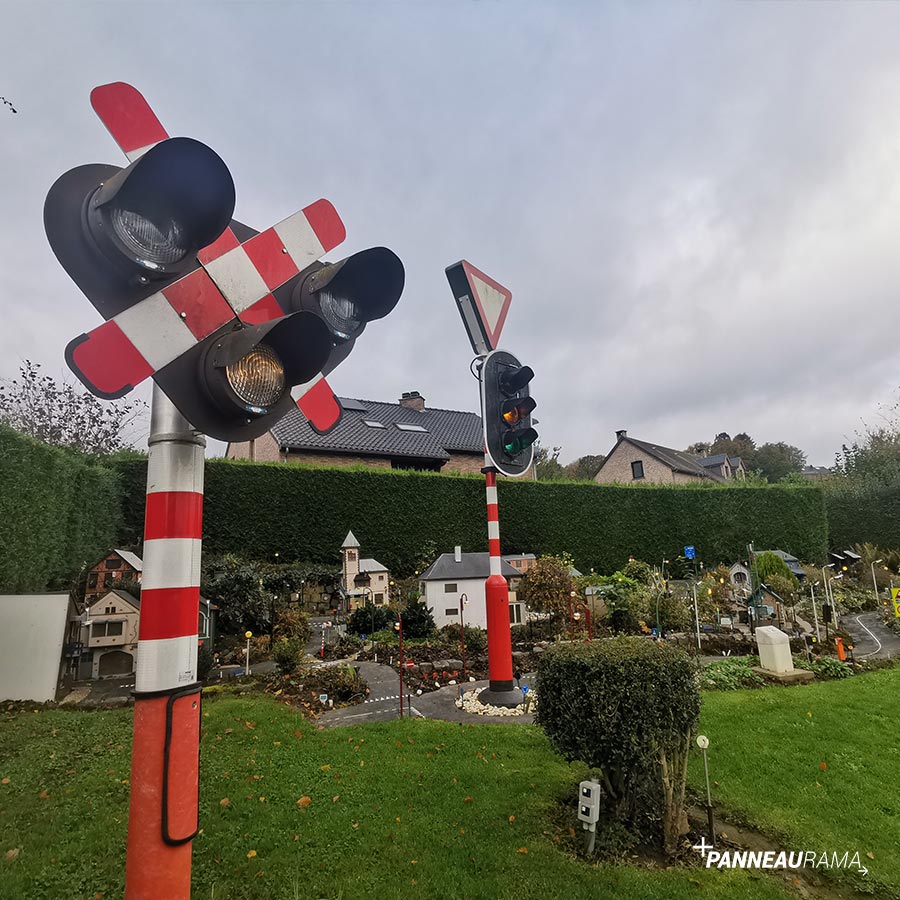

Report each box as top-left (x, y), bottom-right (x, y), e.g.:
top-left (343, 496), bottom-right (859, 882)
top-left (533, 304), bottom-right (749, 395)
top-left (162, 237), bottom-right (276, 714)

top-left (445, 260), bottom-right (512, 355)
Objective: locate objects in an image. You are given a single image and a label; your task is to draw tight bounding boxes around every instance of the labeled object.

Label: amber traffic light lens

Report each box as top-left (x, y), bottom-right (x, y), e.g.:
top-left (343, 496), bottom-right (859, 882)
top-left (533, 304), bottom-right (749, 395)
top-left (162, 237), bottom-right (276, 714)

top-left (226, 344), bottom-right (286, 410)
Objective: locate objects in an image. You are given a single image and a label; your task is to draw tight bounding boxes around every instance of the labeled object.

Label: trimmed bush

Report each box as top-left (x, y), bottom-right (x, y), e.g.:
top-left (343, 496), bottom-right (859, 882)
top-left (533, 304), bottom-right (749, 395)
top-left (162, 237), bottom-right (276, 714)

top-left (0, 426), bottom-right (122, 592)
top-left (536, 637), bottom-right (700, 855)
top-left (347, 605), bottom-right (395, 636)
top-left (439, 624), bottom-right (488, 656)
top-left (111, 457), bottom-right (828, 574)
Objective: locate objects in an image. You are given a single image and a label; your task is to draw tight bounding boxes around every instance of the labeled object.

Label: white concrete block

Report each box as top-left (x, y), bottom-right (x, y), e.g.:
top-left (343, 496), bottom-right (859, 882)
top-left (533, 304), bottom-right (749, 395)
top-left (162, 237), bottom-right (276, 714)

top-left (755, 625), bottom-right (794, 674)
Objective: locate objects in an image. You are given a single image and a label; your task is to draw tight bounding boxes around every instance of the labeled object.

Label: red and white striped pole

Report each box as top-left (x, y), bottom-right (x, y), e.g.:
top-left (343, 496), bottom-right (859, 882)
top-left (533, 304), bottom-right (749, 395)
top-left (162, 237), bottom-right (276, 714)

top-left (480, 458), bottom-right (522, 707)
top-left (125, 387), bottom-right (204, 900)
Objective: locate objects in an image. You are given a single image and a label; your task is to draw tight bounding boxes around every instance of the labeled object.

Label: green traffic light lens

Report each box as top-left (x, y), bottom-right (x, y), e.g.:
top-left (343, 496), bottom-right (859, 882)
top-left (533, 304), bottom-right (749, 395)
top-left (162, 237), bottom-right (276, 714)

top-left (502, 427), bottom-right (538, 456)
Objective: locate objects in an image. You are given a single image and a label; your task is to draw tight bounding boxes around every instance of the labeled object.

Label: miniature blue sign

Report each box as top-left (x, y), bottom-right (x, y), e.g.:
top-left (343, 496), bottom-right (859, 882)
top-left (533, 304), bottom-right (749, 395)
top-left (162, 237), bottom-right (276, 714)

top-left (684, 545), bottom-right (696, 559)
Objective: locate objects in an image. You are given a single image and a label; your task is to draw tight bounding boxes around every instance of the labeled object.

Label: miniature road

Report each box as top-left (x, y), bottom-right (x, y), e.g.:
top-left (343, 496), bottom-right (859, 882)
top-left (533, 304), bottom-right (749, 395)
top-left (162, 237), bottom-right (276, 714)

top-left (843, 611), bottom-right (900, 659)
top-left (316, 662), bottom-right (537, 728)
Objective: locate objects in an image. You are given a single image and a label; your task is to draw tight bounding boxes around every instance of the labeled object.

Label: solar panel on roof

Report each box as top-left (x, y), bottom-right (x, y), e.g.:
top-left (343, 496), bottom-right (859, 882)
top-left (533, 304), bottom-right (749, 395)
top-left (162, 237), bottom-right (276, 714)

top-left (340, 398), bottom-right (368, 412)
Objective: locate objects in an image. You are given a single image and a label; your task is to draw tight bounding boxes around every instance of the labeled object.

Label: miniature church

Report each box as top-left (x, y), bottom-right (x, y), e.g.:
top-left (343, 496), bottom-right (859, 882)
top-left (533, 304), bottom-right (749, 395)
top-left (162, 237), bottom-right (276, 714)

top-left (340, 530), bottom-right (391, 612)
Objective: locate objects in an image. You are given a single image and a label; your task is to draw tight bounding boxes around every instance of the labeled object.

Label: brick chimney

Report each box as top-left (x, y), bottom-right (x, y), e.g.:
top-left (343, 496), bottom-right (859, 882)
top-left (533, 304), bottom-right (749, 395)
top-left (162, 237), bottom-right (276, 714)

top-left (399, 390), bottom-right (426, 411)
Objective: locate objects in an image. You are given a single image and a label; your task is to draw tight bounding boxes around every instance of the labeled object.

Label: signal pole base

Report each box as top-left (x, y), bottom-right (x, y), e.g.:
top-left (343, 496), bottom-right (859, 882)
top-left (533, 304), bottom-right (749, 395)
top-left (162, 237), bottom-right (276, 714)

top-left (479, 684), bottom-right (524, 709)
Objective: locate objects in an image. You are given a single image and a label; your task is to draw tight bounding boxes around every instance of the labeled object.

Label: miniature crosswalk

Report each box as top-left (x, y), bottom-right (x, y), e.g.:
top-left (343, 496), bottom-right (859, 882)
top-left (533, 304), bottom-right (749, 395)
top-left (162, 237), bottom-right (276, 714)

top-left (364, 694), bottom-right (404, 704)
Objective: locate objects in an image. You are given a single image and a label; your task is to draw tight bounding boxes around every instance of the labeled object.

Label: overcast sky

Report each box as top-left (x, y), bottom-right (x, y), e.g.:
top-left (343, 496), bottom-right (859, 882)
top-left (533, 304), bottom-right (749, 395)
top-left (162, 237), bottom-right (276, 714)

top-left (4, 1), bottom-right (900, 466)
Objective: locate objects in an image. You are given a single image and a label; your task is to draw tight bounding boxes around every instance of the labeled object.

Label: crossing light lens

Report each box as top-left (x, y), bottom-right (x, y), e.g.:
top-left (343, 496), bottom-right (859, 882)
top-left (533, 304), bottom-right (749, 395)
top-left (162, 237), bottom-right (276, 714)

top-left (226, 344), bottom-right (286, 410)
top-left (110, 207), bottom-right (188, 268)
top-left (318, 291), bottom-right (363, 341)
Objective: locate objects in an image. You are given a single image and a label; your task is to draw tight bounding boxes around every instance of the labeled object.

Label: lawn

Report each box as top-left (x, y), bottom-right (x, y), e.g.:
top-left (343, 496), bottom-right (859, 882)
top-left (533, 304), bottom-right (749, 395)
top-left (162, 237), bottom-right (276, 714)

top-left (0, 695), bottom-right (793, 900)
top-left (691, 663), bottom-right (900, 897)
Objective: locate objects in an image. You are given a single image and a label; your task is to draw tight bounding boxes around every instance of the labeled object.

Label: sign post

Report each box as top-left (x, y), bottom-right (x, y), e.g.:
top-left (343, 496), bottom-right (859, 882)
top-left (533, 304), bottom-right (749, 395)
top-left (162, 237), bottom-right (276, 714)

top-left (892, 587), bottom-right (900, 618)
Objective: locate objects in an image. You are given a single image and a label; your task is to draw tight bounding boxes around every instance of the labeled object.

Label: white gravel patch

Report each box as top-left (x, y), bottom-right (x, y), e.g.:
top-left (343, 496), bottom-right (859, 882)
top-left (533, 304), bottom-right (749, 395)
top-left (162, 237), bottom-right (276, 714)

top-left (454, 688), bottom-right (537, 717)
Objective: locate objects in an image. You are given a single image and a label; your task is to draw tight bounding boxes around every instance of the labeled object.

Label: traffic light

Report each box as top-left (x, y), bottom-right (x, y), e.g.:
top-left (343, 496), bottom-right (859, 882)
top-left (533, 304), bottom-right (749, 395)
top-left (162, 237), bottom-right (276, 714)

top-left (44, 137), bottom-right (235, 319)
top-left (481, 349), bottom-right (538, 477)
top-left (276, 245), bottom-right (405, 377)
top-left (45, 137), bottom-right (404, 441)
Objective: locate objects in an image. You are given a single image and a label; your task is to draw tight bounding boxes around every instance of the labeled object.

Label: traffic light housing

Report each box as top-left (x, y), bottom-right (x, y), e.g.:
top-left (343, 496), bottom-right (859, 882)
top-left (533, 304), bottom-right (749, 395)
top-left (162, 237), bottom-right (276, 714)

top-left (44, 138), bottom-right (235, 320)
top-left (275, 245), bottom-right (404, 377)
top-left (481, 349), bottom-right (538, 477)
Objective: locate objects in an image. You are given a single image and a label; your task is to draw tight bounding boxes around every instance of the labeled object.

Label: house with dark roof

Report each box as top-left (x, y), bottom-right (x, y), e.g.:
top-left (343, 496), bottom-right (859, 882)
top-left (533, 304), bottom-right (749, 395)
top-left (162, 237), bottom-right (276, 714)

top-left (226, 390), bottom-right (486, 474)
top-left (594, 431), bottom-right (744, 485)
top-left (419, 547), bottom-right (522, 630)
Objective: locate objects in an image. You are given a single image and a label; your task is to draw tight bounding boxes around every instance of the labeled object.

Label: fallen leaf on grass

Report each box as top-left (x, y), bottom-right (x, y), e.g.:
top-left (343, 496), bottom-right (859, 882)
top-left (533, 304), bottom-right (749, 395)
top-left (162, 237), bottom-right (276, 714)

top-left (508, 815), bottom-right (515, 824)
top-left (410, 860), bottom-right (418, 865)
top-left (294, 731), bottom-right (303, 740)
top-left (246, 850), bottom-right (257, 859)
top-left (219, 798), bottom-right (231, 807)
top-left (321, 764), bottom-right (331, 771)
top-left (1, 778), bottom-right (9, 785)
top-left (867, 852), bottom-right (875, 860)
top-left (224, 728), bottom-right (233, 734)
top-left (5, 848), bottom-right (20, 860)
top-left (38, 790), bottom-right (50, 800)
top-left (568, 827), bottom-right (576, 837)
top-left (332, 795), bottom-right (340, 804)
top-left (297, 796), bottom-right (312, 807)
top-left (516, 847), bottom-right (529, 854)
top-left (463, 797), bottom-right (473, 803)
top-left (819, 762), bottom-right (827, 771)
top-left (244, 721), bottom-right (256, 729)
top-left (352, 821), bottom-right (359, 829)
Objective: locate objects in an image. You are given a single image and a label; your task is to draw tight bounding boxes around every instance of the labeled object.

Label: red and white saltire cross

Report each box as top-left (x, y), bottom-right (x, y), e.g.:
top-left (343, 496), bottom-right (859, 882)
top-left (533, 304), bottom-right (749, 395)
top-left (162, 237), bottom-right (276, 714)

top-left (87, 81), bottom-right (344, 431)
top-left (136, 432), bottom-right (205, 692)
top-left (66, 200), bottom-right (344, 398)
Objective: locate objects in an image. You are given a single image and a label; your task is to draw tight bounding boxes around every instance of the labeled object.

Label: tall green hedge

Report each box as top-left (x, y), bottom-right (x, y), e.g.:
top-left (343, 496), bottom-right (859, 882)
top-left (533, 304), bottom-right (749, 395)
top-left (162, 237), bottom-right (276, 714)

top-left (112, 458), bottom-right (828, 574)
top-left (825, 480), bottom-right (900, 549)
top-left (0, 426), bottom-right (122, 592)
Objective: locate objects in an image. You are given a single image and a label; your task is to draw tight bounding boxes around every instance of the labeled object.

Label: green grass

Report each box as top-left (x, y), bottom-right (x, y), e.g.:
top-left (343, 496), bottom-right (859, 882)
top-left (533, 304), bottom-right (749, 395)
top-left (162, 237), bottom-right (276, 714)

top-left (0, 699), bottom-right (792, 900)
top-left (691, 663), bottom-right (900, 896)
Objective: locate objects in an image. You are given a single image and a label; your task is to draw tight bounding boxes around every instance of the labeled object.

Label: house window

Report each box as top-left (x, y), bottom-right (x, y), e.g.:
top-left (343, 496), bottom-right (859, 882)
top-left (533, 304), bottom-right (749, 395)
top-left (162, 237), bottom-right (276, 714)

top-left (363, 420), bottom-right (386, 428)
top-left (445, 608), bottom-right (458, 617)
top-left (88, 573), bottom-right (98, 588)
top-left (396, 423), bottom-right (428, 432)
top-left (106, 621), bottom-right (123, 636)
top-left (444, 583), bottom-right (457, 593)
top-left (734, 572), bottom-right (746, 583)
top-left (105, 558), bottom-right (121, 569)
top-left (378, 575), bottom-right (384, 582)
top-left (509, 604), bottom-right (523, 625)
top-left (374, 593), bottom-right (384, 605)
top-left (631, 460), bottom-right (644, 480)
top-left (347, 551), bottom-right (356, 561)
top-left (105, 606), bottom-right (115, 614)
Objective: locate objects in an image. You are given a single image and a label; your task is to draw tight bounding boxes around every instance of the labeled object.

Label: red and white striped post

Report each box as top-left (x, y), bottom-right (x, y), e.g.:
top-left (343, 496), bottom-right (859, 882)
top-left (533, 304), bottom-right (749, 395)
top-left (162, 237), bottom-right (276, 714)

top-left (480, 459), bottom-right (523, 707)
top-left (125, 387), bottom-right (204, 900)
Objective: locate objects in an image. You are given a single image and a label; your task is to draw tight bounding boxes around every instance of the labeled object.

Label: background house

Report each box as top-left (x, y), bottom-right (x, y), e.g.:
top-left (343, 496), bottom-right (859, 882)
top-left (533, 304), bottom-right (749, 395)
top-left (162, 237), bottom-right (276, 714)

top-left (502, 553), bottom-right (537, 574)
top-left (418, 547), bottom-right (522, 630)
top-left (594, 431), bottom-right (745, 485)
top-left (84, 549), bottom-right (142, 605)
top-left (226, 391), bottom-right (485, 474)
top-left (340, 530), bottom-right (391, 613)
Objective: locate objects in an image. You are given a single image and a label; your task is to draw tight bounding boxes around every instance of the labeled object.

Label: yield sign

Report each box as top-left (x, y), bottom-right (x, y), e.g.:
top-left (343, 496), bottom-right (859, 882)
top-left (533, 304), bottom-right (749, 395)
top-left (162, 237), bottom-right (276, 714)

top-left (445, 260), bottom-right (512, 356)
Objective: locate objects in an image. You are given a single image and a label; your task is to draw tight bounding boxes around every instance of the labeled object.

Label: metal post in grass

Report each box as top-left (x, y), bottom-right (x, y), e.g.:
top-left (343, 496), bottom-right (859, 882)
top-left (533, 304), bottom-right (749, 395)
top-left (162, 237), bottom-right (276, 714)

top-left (692, 582), bottom-right (701, 651)
top-left (459, 593), bottom-right (469, 680)
top-left (696, 734), bottom-right (716, 848)
top-left (395, 615), bottom-right (404, 718)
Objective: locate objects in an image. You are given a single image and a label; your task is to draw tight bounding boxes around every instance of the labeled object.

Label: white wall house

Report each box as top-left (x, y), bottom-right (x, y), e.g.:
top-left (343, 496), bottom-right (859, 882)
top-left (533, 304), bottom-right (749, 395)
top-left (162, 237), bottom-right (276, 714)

top-left (418, 549), bottom-right (522, 631)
